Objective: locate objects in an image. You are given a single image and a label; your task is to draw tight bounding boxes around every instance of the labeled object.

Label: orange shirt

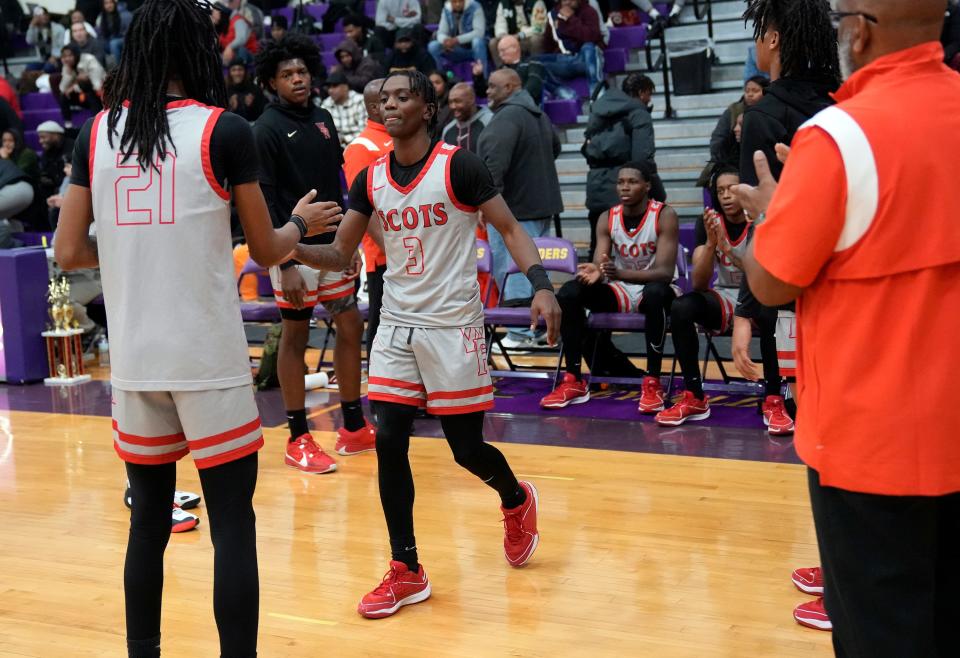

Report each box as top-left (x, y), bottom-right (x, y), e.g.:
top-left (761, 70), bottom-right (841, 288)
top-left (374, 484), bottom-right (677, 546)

top-left (343, 120), bottom-right (393, 272)
top-left (754, 43), bottom-right (960, 496)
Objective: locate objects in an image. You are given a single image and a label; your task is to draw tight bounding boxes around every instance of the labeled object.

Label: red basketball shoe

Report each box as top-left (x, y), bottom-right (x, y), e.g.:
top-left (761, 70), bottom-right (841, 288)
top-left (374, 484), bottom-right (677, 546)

top-left (763, 396), bottom-right (795, 435)
top-left (655, 391), bottom-right (711, 426)
top-left (502, 481), bottom-right (540, 566)
top-left (637, 376), bottom-right (666, 413)
top-left (357, 561), bottom-right (431, 619)
top-left (285, 434), bottom-right (337, 474)
top-left (794, 598), bottom-right (832, 631)
top-left (791, 566), bottom-right (824, 595)
top-left (540, 373), bottom-right (589, 409)
top-left (335, 420), bottom-right (377, 456)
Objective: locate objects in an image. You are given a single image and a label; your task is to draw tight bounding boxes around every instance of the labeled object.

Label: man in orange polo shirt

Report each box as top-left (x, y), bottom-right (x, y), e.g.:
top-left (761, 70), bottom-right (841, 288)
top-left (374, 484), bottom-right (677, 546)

top-left (736, 1), bottom-right (960, 654)
top-left (343, 78), bottom-right (391, 347)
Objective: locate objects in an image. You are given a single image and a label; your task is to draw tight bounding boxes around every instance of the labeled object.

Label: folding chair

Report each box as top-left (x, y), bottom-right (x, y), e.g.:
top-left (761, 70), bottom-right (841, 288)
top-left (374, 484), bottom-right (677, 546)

top-left (237, 258), bottom-right (280, 323)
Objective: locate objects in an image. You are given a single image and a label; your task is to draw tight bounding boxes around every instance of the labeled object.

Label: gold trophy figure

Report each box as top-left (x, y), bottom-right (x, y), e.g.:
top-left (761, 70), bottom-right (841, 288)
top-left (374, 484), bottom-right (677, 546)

top-left (42, 276), bottom-right (91, 385)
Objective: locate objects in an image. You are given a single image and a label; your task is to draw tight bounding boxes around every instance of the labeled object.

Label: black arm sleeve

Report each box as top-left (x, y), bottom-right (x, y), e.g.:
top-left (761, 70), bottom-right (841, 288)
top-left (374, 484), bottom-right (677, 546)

top-left (348, 167), bottom-right (373, 216)
top-left (69, 117), bottom-right (95, 187)
top-left (450, 148), bottom-right (498, 207)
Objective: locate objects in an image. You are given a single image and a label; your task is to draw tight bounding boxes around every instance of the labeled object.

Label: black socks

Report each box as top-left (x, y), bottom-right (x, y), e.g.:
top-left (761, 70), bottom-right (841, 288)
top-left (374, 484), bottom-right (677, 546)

top-left (390, 535), bottom-right (419, 574)
top-left (127, 635), bottom-right (160, 658)
top-left (501, 485), bottom-right (527, 511)
top-left (286, 408), bottom-right (308, 441)
top-left (341, 399), bottom-right (365, 432)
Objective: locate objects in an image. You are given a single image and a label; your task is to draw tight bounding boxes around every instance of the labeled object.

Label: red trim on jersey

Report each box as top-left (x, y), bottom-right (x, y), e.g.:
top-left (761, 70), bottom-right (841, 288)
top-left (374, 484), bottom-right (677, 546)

top-left (707, 289), bottom-right (734, 334)
top-left (366, 158), bottom-right (380, 209)
top-left (427, 400), bottom-right (495, 415)
top-left (87, 111), bottom-right (106, 187)
top-left (426, 385), bottom-right (494, 401)
top-left (112, 420), bottom-right (186, 447)
top-left (368, 392), bottom-right (427, 407)
top-left (607, 282), bottom-right (628, 313)
top-left (620, 200), bottom-right (652, 238)
top-left (114, 443), bottom-right (189, 465)
top-left (194, 436), bottom-right (264, 470)
top-left (201, 107), bottom-right (230, 201)
top-left (368, 376), bottom-right (426, 392)
top-left (121, 98), bottom-right (218, 110)
top-left (608, 205), bottom-right (621, 234)
top-left (188, 417), bottom-right (262, 451)
top-left (443, 144), bottom-right (479, 213)
top-left (720, 216), bottom-right (752, 247)
top-left (385, 141), bottom-right (445, 195)
top-left (651, 200), bottom-right (665, 235)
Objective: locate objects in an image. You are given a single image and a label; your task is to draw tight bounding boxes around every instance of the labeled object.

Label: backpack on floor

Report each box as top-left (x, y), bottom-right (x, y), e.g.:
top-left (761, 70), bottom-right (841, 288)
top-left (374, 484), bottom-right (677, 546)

top-left (254, 324), bottom-right (282, 390)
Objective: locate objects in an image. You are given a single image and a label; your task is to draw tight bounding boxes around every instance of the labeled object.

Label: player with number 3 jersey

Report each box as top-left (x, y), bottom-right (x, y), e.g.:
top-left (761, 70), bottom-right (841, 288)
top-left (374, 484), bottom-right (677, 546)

top-left (293, 70), bottom-right (561, 619)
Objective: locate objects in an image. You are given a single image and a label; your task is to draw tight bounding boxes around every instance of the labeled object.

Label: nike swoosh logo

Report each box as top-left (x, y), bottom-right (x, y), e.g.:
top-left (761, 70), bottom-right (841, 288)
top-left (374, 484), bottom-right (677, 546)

top-left (298, 453), bottom-right (310, 468)
top-left (287, 131), bottom-right (298, 138)
top-left (372, 184), bottom-right (385, 191)
top-left (385, 141), bottom-right (393, 147)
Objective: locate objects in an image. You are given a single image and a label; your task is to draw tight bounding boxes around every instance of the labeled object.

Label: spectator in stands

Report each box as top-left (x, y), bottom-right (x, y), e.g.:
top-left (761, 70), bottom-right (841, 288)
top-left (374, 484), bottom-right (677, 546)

top-left (428, 0), bottom-right (489, 75)
top-left (57, 45), bottom-right (106, 126)
top-left (428, 71), bottom-right (458, 139)
top-left (226, 59), bottom-right (267, 121)
top-left (442, 82), bottom-right (492, 153)
top-left (64, 10), bottom-right (98, 46)
top-left (214, 1), bottom-right (259, 65)
top-left (538, 0), bottom-right (604, 91)
top-left (583, 73), bottom-right (664, 259)
top-left (699, 75), bottom-right (768, 185)
top-left (478, 68), bottom-right (563, 348)
top-left (375, 0), bottom-right (423, 49)
top-left (541, 160), bottom-right (678, 410)
top-left (37, 121), bottom-right (74, 207)
top-left (333, 38), bottom-right (385, 93)
top-left (263, 13), bottom-right (287, 49)
top-left (0, 158), bottom-right (34, 233)
top-left (320, 71), bottom-right (367, 146)
top-left (385, 26), bottom-right (435, 74)
top-left (97, 0), bottom-right (132, 66)
top-left (322, 0), bottom-right (365, 34)
top-left (1, 129), bottom-right (41, 187)
top-left (343, 14), bottom-right (386, 63)
top-left (491, 0), bottom-right (549, 65)
top-left (630, 0), bottom-right (684, 28)
top-left (26, 7), bottom-right (65, 70)
top-left (68, 21), bottom-right (107, 67)
top-left (76, 0), bottom-right (102, 24)
top-left (472, 34), bottom-right (546, 104)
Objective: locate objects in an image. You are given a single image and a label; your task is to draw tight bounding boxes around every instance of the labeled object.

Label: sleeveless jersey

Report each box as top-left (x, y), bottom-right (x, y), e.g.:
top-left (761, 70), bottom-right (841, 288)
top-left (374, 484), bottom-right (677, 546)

top-left (367, 141), bottom-right (483, 328)
top-left (713, 218), bottom-right (751, 289)
top-left (609, 200), bottom-right (666, 273)
top-left (89, 101), bottom-right (251, 391)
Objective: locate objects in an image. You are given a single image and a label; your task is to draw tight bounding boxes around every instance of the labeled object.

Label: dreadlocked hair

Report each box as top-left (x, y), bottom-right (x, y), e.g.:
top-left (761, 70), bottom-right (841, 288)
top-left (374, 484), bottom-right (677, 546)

top-left (102, 0), bottom-right (226, 172)
top-left (254, 33), bottom-right (324, 92)
top-left (382, 70), bottom-right (438, 130)
top-left (743, 0), bottom-right (841, 88)
top-left (709, 164), bottom-right (741, 211)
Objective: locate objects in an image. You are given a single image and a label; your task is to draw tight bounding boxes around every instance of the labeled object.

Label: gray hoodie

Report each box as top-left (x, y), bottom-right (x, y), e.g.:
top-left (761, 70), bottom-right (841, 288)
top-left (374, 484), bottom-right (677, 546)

top-left (477, 90), bottom-right (563, 221)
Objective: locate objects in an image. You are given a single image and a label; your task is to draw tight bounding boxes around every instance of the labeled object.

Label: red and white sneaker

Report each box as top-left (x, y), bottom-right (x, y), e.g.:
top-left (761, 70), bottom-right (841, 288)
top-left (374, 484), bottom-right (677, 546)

top-left (763, 396), bottom-right (795, 435)
top-left (655, 391), bottom-right (711, 426)
top-left (357, 561), bottom-right (431, 619)
top-left (285, 434), bottom-right (337, 474)
top-left (794, 598), bottom-right (832, 631)
top-left (502, 481), bottom-right (539, 566)
top-left (335, 420), bottom-right (377, 456)
top-left (540, 373), bottom-right (589, 409)
top-left (637, 375), bottom-right (666, 413)
top-left (171, 504), bottom-right (199, 533)
top-left (791, 566), bottom-right (824, 595)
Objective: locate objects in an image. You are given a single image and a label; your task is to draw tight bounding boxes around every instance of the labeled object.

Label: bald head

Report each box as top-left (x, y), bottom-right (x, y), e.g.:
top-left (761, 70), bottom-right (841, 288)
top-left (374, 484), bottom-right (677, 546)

top-left (364, 78), bottom-right (385, 123)
top-left (486, 68), bottom-right (522, 109)
top-left (835, 0), bottom-right (947, 78)
top-left (497, 34), bottom-right (522, 65)
top-left (448, 83), bottom-right (478, 122)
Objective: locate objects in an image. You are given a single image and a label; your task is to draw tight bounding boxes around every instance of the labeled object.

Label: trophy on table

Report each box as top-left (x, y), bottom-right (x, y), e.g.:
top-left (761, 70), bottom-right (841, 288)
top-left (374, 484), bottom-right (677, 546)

top-left (41, 276), bottom-right (91, 386)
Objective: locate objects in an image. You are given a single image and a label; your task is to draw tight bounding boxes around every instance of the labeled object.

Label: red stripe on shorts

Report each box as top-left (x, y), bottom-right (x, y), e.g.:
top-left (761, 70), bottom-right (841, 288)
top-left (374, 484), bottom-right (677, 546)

top-left (426, 385), bottom-right (494, 401)
top-left (112, 419), bottom-right (186, 447)
top-left (427, 400), bottom-right (495, 415)
top-left (189, 417), bottom-right (262, 451)
top-left (368, 377), bottom-right (426, 391)
top-left (368, 392), bottom-right (426, 407)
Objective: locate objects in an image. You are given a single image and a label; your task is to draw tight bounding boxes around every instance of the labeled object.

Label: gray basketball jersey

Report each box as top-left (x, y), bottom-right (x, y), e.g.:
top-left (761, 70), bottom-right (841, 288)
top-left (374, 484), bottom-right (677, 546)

top-left (89, 101), bottom-right (251, 391)
top-left (714, 219), bottom-right (751, 289)
top-left (367, 141), bottom-right (483, 328)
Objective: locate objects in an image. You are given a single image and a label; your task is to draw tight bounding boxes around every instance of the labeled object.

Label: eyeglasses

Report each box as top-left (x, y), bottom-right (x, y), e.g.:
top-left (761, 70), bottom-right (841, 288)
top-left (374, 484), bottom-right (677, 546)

top-left (828, 10), bottom-right (879, 30)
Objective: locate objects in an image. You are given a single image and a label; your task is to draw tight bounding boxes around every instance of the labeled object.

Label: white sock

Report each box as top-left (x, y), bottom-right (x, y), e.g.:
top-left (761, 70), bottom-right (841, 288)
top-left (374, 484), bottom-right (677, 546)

top-left (649, 8), bottom-right (661, 19)
top-left (670, 5), bottom-right (682, 16)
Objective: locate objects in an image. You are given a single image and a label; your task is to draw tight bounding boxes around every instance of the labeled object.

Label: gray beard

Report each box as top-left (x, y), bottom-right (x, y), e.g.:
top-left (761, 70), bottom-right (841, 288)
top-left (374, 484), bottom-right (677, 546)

top-left (839, 32), bottom-right (857, 81)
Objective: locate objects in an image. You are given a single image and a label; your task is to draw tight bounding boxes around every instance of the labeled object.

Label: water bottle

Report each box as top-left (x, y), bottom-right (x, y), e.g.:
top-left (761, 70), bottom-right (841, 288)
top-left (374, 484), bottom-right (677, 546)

top-left (98, 337), bottom-right (110, 367)
top-left (304, 371), bottom-right (329, 390)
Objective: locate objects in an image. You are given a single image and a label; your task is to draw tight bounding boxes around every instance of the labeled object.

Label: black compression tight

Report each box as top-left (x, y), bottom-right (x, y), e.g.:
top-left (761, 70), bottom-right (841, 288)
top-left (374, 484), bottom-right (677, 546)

top-left (754, 306), bottom-right (783, 397)
top-left (374, 402), bottom-right (523, 571)
top-left (124, 453), bottom-right (259, 658)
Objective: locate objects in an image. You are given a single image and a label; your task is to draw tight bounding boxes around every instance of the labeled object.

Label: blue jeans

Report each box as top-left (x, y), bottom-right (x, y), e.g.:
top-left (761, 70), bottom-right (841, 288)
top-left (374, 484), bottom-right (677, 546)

top-left (428, 37), bottom-right (489, 76)
top-left (743, 44), bottom-right (769, 82)
top-left (487, 218), bottom-right (551, 340)
top-left (108, 38), bottom-right (124, 64)
top-left (537, 42), bottom-right (600, 88)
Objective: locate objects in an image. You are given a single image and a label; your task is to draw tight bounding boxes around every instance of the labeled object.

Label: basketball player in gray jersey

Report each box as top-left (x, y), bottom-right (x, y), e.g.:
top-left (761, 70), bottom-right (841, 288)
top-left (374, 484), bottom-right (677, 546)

top-left (294, 70), bottom-right (561, 619)
top-left (53, 1), bottom-right (341, 656)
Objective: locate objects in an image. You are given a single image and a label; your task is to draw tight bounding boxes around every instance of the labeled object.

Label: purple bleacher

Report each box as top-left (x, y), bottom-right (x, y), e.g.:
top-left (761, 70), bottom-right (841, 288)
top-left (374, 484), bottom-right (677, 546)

top-left (450, 61), bottom-right (473, 82)
top-left (305, 4), bottom-right (326, 21)
top-left (567, 77), bottom-right (590, 99)
top-left (24, 131), bottom-right (40, 152)
top-left (365, 0), bottom-right (376, 18)
top-left (587, 313), bottom-right (646, 331)
top-left (424, 23), bottom-right (439, 34)
top-left (321, 51), bottom-right (339, 69)
top-left (604, 48), bottom-right (628, 74)
top-left (607, 25), bottom-right (648, 50)
top-left (72, 109), bottom-right (94, 127)
top-left (240, 301), bottom-right (281, 323)
top-left (317, 32), bottom-right (344, 51)
top-left (22, 109), bottom-right (63, 131)
top-left (543, 99), bottom-right (579, 125)
top-left (21, 93), bottom-right (59, 111)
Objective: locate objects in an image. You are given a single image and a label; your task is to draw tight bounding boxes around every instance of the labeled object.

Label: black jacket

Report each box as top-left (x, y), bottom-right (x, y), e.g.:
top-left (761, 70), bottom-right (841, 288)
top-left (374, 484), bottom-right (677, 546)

top-left (739, 78), bottom-right (835, 186)
top-left (253, 101), bottom-right (343, 246)
top-left (477, 89), bottom-right (563, 220)
top-left (583, 88), bottom-right (657, 212)
top-left (473, 60), bottom-right (546, 106)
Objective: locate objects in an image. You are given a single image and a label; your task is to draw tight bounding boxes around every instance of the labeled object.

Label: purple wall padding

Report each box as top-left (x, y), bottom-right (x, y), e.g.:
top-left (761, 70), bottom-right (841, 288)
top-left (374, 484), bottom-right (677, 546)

top-left (0, 248), bottom-right (51, 384)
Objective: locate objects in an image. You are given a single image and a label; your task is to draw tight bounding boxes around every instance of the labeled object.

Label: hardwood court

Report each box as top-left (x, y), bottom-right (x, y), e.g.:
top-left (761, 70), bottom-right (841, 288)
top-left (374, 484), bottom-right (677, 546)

top-left (0, 409), bottom-right (831, 657)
